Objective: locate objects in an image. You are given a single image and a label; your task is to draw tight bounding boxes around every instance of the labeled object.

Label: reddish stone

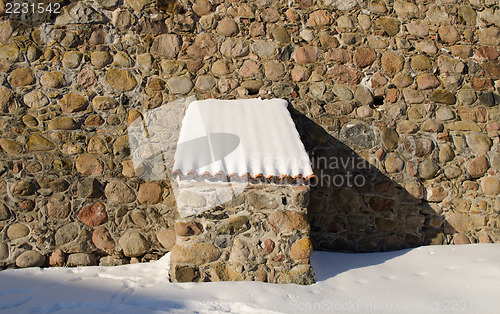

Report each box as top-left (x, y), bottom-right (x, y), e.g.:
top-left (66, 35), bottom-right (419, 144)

top-left (269, 211), bottom-right (310, 234)
top-left (476, 47), bottom-right (499, 61)
top-left (416, 74), bottom-right (441, 90)
top-left (295, 46), bottom-right (318, 64)
top-left (49, 249), bottom-right (65, 267)
top-left (328, 65), bottom-right (363, 85)
top-left (78, 202), bottom-right (108, 227)
top-left (186, 33), bottom-right (217, 58)
top-left (175, 221), bottom-right (204, 236)
top-left (371, 72), bottom-right (387, 88)
top-left (471, 76), bottom-right (494, 91)
top-left (17, 199), bottom-right (35, 212)
top-left (353, 47), bottom-right (377, 68)
top-left (263, 239), bottom-right (275, 255)
top-left (386, 88), bottom-right (399, 103)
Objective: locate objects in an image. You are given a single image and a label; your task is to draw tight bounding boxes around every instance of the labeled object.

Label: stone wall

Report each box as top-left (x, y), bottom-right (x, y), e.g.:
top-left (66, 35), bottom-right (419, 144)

top-left (170, 181), bottom-right (314, 284)
top-left (0, 0), bottom-right (499, 269)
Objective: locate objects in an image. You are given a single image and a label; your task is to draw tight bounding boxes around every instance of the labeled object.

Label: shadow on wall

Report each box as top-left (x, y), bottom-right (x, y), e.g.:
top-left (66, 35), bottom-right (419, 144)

top-left (290, 108), bottom-right (455, 253)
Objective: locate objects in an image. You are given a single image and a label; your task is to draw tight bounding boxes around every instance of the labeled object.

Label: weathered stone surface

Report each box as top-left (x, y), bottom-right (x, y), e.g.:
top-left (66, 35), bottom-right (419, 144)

top-left (482, 177), bottom-right (500, 196)
top-left (353, 47), bottom-right (376, 68)
top-left (167, 76), bottom-right (194, 95)
top-left (229, 239), bottom-right (251, 262)
top-left (307, 10), bottom-right (333, 27)
top-left (295, 46), bottom-right (318, 64)
top-left (105, 69), bottom-right (137, 91)
top-left (416, 74), bottom-right (440, 90)
top-left (119, 230), bottom-right (149, 257)
top-left (430, 90), bottom-right (456, 104)
top-left (47, 199), bottom-right (71, 218)
top-left (376, 17), bottom-right (400, 36)
top-left (92, 227), bottom-right (115, 253)
top-left (78, 202), bottom-right (108, 226)
top-left (91, 51), bottom-right (112, 68)
top-left (404, 137), bottom-right (434, 157)
top-left (380, 128), bottom-right (399, 151)
top-left (217, 19), bottom-right (239, 37)
top-left (156, 229), bottom-right (176, 250)
top-left (76, 154), bottom-right (103, 176)
top-left (11, 180), bottom-right (35, 196)
top-left (468, 155), bottom-right (489, 179)
top-left (187, 33), bottom-right (217, 58)
top-left (16, 251), bottom-right (45, 268)
top-left (419, 160), bottom-right (439, 180)
top-left (138, 182), bottom-right (162, 204)
top-left (171, 243), bottom-right (220, 264)
top-left (220, 38), bottom-right (249, 58)
top-left (381, 51), bottom-right (404, 76)
top-left (0, 138), bottom-right (22, 154)
top-left (9, 67), bottom-right (35, 87)
top-left (48, 117), bottom-right (77, 130)
top-left (58, 94), bottom-right (87, 113)
top-left (7, 223), bottom-right (29, 239)
top-left (328, 65), bottom-right (362, 85)
top-left (466, 133), bottom-right (492, 155)
top-left (151, 34), bottom-right (181, 58)
top-left (269, 211), bottom-right (310, 234)
top-left (216, 216), bottom-right (249, 235)
top-left (105, 180), bottom-right (135, 203)
top-left (290, 237), bottom-right (313, 260)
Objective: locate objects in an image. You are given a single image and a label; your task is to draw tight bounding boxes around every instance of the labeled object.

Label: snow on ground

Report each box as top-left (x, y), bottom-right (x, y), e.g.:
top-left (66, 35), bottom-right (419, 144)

top-left (0, 244), bottom-right (499, 314)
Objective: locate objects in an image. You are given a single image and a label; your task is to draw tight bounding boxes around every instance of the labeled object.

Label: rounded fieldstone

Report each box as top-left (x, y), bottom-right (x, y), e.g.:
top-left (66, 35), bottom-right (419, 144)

top-left (468, 155), bottom-right (489, 179)
top-left (430, 89), bottom-right (456, 105)
top-left (353, 47), bottom-right (376, 68)
top-left (192, 0), bottom-right (211, 16)
top-left (67, 253), bottom-right (96, 267)
top-left (263, 61), bottom-right (284, 80)
top-left (91, 51), bottom-right (112, 68)
top-left (58, 94), bottom-right (87, 113)
top-left (220, 38), bottom-right (249, 58)
top-left (419, 160), bottom-right (439, 180)
top-left (439, 143), bottom-right (455, 163)
top-left (105, 68), bottom-right (137, 91)
top-left (376, 17), bottom-right (400, 37)
top-left (0, 138), bottom-right (22, 154)
top-left (421, 120), bottom-right (444, 133)
top-left (187, 33), bottom-right (217, 58)
top-left (269, 211), bottom-right (309, 234)
top-left (466, 133), bottom-right (492, 155)
top-left (457, 89), bottom-right (477, 106)
top-left (381, 51), bottom-right (404, 75)
top-left (229, 239), bottom-right (251, 262)
top-left (104, 180), bottom-right (136, 203)
top-left (55, 222), bottom-right (79, 246)
top-left (380, 127), bottom-right (399, 151)
top-left (11, 180), bottom-right (35, 196)
top-left (404, 137), bottom-right (434, 157)
top-left (354, 86), bottom-right (374, 106)
top-left (239, 59), bottom-right (260, 78)
top-left (385, 153), bottom-right (404, 173)
top-left (119, 230), bottom-right (149, 257)
top-left (156, 229), bottom-right (176, 251)
top-left (167, 76), bottom-right (194, 95)
top-left (151, 34), bottom-right (181, 59)
top-left (16, 251), bottom-right (45, 268)
top-left (170, 243), bottom-right (220, 264)
top-left (48, 117), bottom-right (77, 130)
top-left (216, 19), bottom-right (239, 36)
top-left (295, 46), bottom-right (318, 64)
top-left (0, 203), bottom-right (11, 221)
top-left (78, 202), bottom-right (108, 226)
top-left (7, 223), bottom-right (29, 240)
top-left (482, 177), bottom-right (500, 195)
top-left (92, 227), bottom-right (116, 253)
top-left (137, 182), bottom-right (162, 204)
top-left (9, 67), bottom-right (35, 87)
top-left (47, 199), bottom-right (71, 218)
top-left (291, 65), bottom-right (311, 82)
top-left (436, 107), bottom-right (455, 120)
top-left (76, 154), bottom-right (104, 176)
top-left (62, 51), bottom-right (83, 69)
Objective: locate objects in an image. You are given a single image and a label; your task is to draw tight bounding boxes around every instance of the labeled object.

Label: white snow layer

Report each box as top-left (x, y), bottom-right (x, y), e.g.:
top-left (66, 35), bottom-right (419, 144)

top-left (1, 244), bottom-right (499, 313)
top-left (172, 98), bottom-right (314, 179)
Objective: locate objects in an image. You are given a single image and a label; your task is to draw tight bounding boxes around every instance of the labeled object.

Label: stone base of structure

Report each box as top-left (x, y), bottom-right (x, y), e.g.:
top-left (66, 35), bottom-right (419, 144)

top-left (169, 182), bottom-right (315, 284)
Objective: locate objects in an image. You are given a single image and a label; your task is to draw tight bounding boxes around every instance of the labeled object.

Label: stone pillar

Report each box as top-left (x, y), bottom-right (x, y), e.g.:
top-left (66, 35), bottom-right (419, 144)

top-left (169, 182), bottom-right (315, 284)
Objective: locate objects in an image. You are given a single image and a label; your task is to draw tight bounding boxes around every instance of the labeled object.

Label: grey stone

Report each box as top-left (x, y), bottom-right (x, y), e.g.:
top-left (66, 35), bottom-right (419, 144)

top-left (332, 84), bottom-right (353, 100)
top-left (119, 230), bottom-right (149, 257)
top-left (195, 75), bottom-right (216, 91)
top-left (466, 133), bottom-right (492, 155)
top-left (340, 123), bottom-right (376, 149)
top-left (0, 242), bottom-right (8, 260)
top-left (436, 107), bottom-right (455, 121)
top-left (55, 2), bottom-right (107, 25)
top-left (55, 222), bottom-right (80, 246)
top-left (167, 76), bottom-right (194, 95)
top-left (67, 253), bottom-right (97, 266)
top-left (419, 160), bottom-right (439, 180)
top-left (16, 251), bottom-right (45, 268)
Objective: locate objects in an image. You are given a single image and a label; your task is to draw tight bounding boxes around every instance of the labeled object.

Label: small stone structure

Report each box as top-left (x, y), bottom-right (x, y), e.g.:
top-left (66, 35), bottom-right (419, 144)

top-left (168, 99), bottom-right (315, 283)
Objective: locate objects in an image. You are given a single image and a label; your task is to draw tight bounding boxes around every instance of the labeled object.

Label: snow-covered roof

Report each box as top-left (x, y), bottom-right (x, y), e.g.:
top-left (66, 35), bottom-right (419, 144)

top-left (172, 98), bottom-right (313, 181)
